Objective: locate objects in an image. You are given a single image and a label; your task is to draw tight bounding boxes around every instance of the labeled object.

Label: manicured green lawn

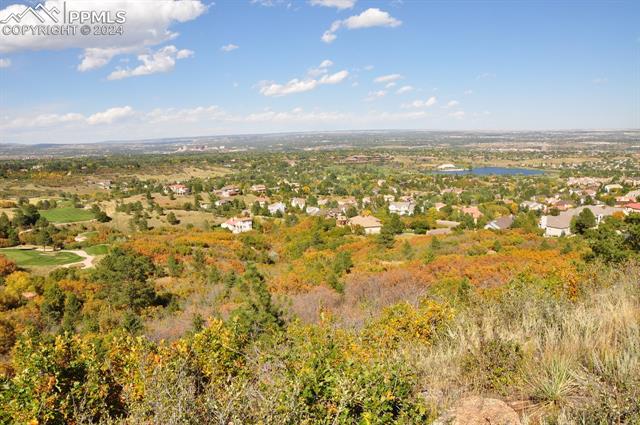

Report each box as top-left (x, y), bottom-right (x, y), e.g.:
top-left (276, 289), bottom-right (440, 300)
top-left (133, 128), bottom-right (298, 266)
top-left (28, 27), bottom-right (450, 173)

top-left (85, 244), bottom-right (109, 255)
top-left (0, 249), bottom-right (82, 267)
top-left (40, 207), bottom-right (94, 223)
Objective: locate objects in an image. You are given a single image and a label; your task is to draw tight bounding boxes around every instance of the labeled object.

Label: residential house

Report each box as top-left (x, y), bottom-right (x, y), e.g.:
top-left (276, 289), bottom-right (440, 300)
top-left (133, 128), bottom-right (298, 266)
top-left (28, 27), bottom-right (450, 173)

top-left (484, 215), bottom-right (514, 231)
top-left (215, 198), bottom-right (232, 207)
top-left (168, 184), bottom-right (190, 196)
top-left (291, 197), bottom-right (306, 209)
top-left (460, 206), bottom-right (483, 222)
top-left (221, 217), bottom-right (253, 234)
top-left (305, 206), bottom-right (321, 216)
top-left (348, 215), bottom-right (383, 235)
top-left (520, 200), bottom-right (544, 212)
top-left (389, 201), bottom-right (415, 216)
top-left (337, 197), bottom-right (357, 212)
top-left (540, 205), bottom-right (625, 237)
top-left (255, 196), bottom-right (270, 207)
top-left (604, 184), bottom-right (623, 193)
top-left (217, 185), bottom-right (241, 197)
top-left (268, 202), bottom-right (286, 215)
top-left (624, 202), bottom-right (640, 214)
top-left (250, 184), bottom-right (267, 194)
top-left (625, 189), bottom-right (640, 201)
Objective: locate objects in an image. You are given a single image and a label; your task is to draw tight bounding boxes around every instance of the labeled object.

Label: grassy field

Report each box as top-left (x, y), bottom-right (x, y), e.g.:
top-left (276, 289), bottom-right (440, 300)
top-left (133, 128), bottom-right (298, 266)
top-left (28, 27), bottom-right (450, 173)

top-left (40, 207), bottom-right (95, 223)
top-left (85, 244), bottom-right (109, 255)
top-left (0, 249), bottom-right (82, 267)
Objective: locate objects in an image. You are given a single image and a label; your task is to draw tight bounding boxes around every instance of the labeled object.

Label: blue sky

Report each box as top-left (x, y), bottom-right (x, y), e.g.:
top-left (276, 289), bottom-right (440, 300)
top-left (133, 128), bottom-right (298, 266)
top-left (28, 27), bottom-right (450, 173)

top-left (0, 0), bottom-right (638, 143)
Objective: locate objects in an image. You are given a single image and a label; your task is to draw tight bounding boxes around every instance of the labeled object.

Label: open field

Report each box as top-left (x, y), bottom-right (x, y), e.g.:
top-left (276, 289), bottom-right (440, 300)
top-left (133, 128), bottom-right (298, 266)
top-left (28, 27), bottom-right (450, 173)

top-left (40, 207), bottom-right (95, 223)
top-left (0, 248), bottom-right (82, 267)
top-left (84, 244), bottom-right (109, 256)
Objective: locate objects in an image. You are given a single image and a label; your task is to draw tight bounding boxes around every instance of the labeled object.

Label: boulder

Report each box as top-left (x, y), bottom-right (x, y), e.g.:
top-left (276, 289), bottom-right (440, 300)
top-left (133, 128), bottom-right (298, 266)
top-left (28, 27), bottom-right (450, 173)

top-left (433, 396), bottom-right (521, 425)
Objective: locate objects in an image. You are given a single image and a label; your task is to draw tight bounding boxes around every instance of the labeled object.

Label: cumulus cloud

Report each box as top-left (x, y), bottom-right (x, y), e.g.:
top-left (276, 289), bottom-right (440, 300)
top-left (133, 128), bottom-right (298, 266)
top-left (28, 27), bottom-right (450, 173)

top-left (449, 110), bottom-right (465, 119)
top-left (107, 45), bottom-right (193, 80)
top-left (396, 85), bottom-right (413, 94)
top-left (258, 61), bottom-right (348, 97)
top-left (221, 43), bottom-right (239, 52)
top-left (374, 73), bottom-right (402, 84)
top-left (310, 0), bottom-right (356, 9)
top-left (0, 0), bottom-right (207, 71)
top-left (364, 90), bottom-right (386, 101)
top-left (402, 96), bottom-right (437, 108)
top-left (445, 100), bottom-right (459, 108)
top-left (0, 58), bottom-right (10, 68)
top-left (308, 59), bottom-right (334, 77)
top-left (86, 106), bottom-right (134, 125)
top-left (322, 8), bottom-right (401, 43)
top-left (0, 106), bottom-right (133, 132)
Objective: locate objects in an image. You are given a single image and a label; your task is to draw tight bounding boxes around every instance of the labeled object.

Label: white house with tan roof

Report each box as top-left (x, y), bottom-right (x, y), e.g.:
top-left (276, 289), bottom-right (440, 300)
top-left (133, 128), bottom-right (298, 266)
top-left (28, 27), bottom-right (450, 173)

top-left (221, 217), bottom-right (253, 234)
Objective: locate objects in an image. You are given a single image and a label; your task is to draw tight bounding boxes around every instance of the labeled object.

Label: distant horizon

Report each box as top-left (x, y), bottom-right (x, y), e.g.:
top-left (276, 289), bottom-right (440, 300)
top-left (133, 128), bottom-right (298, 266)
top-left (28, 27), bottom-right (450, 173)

top-left (2, 127), bottom-right (640, 146)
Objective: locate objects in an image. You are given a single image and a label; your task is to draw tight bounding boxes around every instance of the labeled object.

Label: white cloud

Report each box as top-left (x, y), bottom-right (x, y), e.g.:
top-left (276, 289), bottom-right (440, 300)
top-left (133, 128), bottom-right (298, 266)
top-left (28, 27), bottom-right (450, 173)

top-left (445, 100), bottom-right (459, 108)
top-left (374, 73), bottom-right (402, 84)
top-left (4, 104), bottom-right (481, 143)
top-left (86, 106), bottom-right (134, 125)
top-left (402, 96), bottom-right (437, 108)
top-left (0, 58), bottom-right (10, 68)
top-left (592, 77), bottom-right (608, 85)
top-left (322, 8), bottom-right (401, 43)
top-left (464, 89), bottom-right (473, 95)
top-left (310, 0), bottom-right (356, 10)
top-left (221, 43), bottom-right (239, 52)
top-left (258, 67), bottom-right (349, 97)
top-left (363, 65), bottom-right (374, 71)
top-left (396, 85), bottom-right (413, 94)
top-left (107, 45), bottom-right (193, 80)
top-left (0, 0), bottom-right (207, 71)
top-left (0, 106), bottom-right (133, 131)
top-left (449, 110), bottom-right (465, 119)
top-left (364, 90), bottom-right (386, 101)
top-left (308, 59), bottom-right (334, 77)
top-left (396, 86), bottom-right (413, 94)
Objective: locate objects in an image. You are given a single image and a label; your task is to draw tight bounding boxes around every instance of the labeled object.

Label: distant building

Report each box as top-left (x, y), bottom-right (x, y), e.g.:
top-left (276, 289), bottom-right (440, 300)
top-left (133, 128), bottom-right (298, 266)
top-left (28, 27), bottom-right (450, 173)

top-left (484, 215), bottom-right (514, 231)
top-left (520, 200), bottom-right (544, 212)
top-left (168, 184), bottom-right (190, 196)
top-left (460, 206), bottom-right (483, 222)
top-left (604, 184), bottom-right (623, 193)
top-left (540, 205), bottom-right (625, 237)
top-left (268, 202), bottom-right (286, 215)
top-left (389, 201), bottom-right (415, 216)
top-left (291, 197), bottom-right (306, 209)
top-left (624, 202), bottom-right (640, 214)
top-left (250, 184), bottom-right (267, 193)
top-left (217, 185), bottom-right (241, 197)
top-left (348, 215), bottom-right (382, 234)
top-left (221, 217), bottom-right (253, 234)
top-left (306, 206), bottom-right (321, 215)
top-left (255, 196), bottom-right (270, 207)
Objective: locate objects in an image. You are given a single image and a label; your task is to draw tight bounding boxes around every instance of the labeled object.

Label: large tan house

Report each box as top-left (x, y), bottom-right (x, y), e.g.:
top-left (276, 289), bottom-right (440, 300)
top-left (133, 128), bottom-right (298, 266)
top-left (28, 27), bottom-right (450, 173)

top-left (348, 215), bottom-right (383, 235)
